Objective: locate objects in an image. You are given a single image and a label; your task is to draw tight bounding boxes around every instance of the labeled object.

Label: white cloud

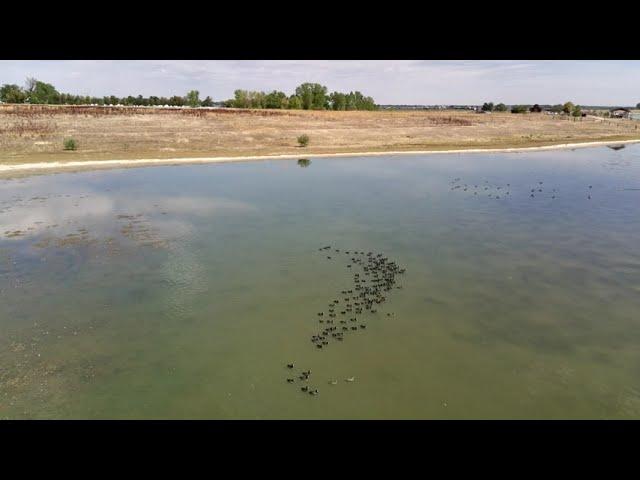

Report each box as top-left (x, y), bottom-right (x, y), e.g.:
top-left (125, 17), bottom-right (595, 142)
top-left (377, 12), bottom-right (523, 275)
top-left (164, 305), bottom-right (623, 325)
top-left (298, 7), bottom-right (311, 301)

top-left (0, 60), bottom-right (638, 105)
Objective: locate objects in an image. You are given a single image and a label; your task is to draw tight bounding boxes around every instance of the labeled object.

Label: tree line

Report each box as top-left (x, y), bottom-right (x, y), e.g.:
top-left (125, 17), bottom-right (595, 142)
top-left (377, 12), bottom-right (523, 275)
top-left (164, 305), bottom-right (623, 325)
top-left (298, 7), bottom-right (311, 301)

top-left (0, 79), bottom-right (213, 107)
top-left (224, 83), bottom-right (378, 110)
top-left (0, 78), bottom-right (213, 107)
top-left (481, 101), bottom-right (583, 116)
top-left (0, 78), bottom-right (378, 111)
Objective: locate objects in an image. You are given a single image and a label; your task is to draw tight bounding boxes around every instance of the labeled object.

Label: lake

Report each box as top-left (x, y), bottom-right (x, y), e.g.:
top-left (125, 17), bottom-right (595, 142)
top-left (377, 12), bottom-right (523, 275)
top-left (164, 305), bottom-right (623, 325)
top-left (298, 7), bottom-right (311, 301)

top-left (2, 145), bottom-right (640, 419)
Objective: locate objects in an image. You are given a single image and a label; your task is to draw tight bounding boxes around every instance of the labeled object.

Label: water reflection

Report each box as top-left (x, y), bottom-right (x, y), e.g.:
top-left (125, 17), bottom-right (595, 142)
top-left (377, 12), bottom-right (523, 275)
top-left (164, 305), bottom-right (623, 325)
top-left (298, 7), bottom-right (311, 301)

top-left (2, 145), bottom-right (640, 419)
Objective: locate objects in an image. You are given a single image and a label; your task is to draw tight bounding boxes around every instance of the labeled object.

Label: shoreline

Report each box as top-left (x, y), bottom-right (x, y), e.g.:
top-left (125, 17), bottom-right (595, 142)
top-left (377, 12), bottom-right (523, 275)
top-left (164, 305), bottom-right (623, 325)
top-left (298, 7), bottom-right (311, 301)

top-left (1, 138), bottom-right (639, 175)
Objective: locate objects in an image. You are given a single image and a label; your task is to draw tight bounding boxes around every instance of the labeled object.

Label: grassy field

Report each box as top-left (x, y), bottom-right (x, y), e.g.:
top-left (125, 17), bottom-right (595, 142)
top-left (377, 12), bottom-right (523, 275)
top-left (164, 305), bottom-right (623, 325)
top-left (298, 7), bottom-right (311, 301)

top-left (1, 104), bottom-right (639, 165)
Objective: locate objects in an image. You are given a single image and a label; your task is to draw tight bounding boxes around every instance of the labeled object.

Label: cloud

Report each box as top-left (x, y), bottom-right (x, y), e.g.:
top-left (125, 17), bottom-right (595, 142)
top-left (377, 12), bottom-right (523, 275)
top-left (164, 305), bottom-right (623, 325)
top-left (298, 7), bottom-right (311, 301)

top-left (0, 60), bottom-right (638, 105)
top-left (0, 187), bottom-right (258, 242)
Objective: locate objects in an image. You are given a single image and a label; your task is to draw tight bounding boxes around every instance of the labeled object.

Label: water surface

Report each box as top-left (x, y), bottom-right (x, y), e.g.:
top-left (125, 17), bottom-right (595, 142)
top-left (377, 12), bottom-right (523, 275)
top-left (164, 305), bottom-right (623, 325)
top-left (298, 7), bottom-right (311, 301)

top-left (2, 145), bottom-right (640, 419)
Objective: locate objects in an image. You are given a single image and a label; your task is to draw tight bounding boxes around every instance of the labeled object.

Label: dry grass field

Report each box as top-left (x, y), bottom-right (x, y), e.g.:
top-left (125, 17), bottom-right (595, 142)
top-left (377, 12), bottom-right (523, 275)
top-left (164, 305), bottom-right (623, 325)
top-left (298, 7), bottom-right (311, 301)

top-left (1, 104), bottom-right (639, 165)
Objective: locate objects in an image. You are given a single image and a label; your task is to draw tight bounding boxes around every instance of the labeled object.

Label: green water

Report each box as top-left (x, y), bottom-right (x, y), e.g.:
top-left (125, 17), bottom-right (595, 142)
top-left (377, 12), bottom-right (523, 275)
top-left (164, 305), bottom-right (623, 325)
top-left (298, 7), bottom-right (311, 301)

top-left (2, 146), bottom-right (640, 419)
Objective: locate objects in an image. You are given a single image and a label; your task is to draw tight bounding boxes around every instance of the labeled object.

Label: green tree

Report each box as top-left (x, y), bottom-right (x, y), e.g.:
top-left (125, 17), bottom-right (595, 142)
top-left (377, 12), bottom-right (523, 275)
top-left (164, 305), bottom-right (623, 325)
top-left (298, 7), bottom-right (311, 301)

top-left (297, 134), bottom-right (310, 147)
top-left (265, 90), bottom-right (287, 109)
top-left (0, 84), bottom-right (27, 103)
top-left (201, 96), bottom-right (214, 107)
top-left (510, 105), bottom-right (529, 114)
top-left (249, 91), bottom-right (266, 109)
top-left (232, 89), bottom-right (249, 108)
top-left (562, 101), bottom-right (574, 115)
top-left (168, 95), bottom-right (185, 106)
top-left (288, 95), bottom-right (302, 109)
top-left (481, 102), bottom-right (494, 112)
top-left (329, 92), bottom-right (346, 110)
top-left (26, 79), bottom-right (60, 104)
top-left (186, 90), bottom-right (200, 107)
top-left (295, 83), bottom-right (327, 110)
top-left (572, 105), bottom-right (582, 117)
top-left (494, 103), bottom-right (507, 112)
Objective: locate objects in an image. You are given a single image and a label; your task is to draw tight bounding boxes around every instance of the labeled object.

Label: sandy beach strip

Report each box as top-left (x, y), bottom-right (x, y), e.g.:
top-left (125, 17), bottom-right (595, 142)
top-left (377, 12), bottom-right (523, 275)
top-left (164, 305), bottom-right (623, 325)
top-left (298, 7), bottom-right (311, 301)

top-left (1, 138), bottom-right (639, 175)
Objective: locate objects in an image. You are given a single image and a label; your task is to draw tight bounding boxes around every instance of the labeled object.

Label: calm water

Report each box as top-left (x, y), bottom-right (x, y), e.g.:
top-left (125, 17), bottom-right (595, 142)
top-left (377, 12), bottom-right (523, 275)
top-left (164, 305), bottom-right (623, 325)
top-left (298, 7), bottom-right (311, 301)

top-left (2, 145), bottom-right (640, 419)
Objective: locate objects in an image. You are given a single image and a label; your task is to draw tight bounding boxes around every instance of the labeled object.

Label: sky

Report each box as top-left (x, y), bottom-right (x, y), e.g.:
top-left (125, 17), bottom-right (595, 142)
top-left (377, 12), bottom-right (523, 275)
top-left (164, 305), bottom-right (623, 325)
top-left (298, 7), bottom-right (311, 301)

top-left (1, 60), bottom-right (638, 106)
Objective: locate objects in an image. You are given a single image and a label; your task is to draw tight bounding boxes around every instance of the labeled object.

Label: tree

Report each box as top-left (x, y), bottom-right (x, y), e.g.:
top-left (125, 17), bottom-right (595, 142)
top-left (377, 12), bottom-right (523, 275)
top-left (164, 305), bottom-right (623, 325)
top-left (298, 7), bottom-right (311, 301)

top-left (232, 89), bottom-right (249, 108)
top-left (265, 90), bottom-right (287, 109)
top-left (297, 134), bottom-right (310, 147)
top-left (201, 96), bottom-right (214, 107)
top-left (481, 102), bottom-right (494, 112)
top-left (637, 103), bottom-right (640, 109)
top-left (494, 103), bottom-right (507, 112)
top-left (329, 92), bottom-right (346, 111)
top-left (25, 77), bottom-right (37, 96)
top-left (168, 95), bottom-right (185, 106)
top-left (572, 105), bottom-right (582, 117)
top-left (295, 83), bottom-right (327, 110)
top-left (510, 105), bottom-right (529, 114)
top-left (26, 79), bottom-right (60, 104)
top-left (0, 84), bottom-right (27, 103)
top-left (288, 95), bottom-right (302, 109)
top-left (186, 90), bottom-right (200, 107)
top-left (249, 91), bottom-right (266, 109)
top-left (562, 102), bottom-right (574, 115)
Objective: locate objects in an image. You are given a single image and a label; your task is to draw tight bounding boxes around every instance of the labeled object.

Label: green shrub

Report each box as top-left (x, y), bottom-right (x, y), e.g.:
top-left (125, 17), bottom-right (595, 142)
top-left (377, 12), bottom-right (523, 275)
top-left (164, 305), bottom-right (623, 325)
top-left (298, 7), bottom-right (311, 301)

top-left (63, 138), bottom-right (77, 151)
top-left (510, 105), bottom-right (529, 114)
top-left (297, 134), bottom-right (310, 147)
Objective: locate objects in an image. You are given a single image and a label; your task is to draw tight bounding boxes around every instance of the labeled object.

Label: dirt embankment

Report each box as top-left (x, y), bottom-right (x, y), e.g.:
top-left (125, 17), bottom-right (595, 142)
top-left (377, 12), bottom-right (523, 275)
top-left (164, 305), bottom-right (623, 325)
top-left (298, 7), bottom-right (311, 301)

top-left (1, 104), bottom-right (638, 168)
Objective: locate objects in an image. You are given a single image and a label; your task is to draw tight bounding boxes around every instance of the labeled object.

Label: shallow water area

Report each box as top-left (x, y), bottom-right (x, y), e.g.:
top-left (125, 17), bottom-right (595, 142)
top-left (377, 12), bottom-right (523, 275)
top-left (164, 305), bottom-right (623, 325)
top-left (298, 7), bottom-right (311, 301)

top-left (2, 145), bottom-right (640, 419)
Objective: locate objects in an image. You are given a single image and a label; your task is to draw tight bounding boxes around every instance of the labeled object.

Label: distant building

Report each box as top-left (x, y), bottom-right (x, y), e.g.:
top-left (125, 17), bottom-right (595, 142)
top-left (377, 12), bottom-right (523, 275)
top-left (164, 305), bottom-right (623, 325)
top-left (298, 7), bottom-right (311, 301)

top-left (610, 108), bottom-right (631, 119)
top-left (529, 104), bottom-right (542, 113)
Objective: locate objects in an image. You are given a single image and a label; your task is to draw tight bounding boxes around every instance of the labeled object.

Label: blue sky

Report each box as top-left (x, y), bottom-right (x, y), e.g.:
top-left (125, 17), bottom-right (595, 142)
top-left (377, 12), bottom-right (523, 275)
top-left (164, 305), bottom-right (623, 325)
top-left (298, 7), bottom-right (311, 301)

top-left (1, 60), bottom-right (638, 105)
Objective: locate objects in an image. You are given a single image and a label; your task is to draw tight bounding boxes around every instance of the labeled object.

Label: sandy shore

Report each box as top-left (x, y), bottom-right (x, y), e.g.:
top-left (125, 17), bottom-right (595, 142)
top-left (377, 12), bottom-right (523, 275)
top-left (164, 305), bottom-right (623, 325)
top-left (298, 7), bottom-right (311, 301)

top-left (1, 138), bottom-right (639, 176)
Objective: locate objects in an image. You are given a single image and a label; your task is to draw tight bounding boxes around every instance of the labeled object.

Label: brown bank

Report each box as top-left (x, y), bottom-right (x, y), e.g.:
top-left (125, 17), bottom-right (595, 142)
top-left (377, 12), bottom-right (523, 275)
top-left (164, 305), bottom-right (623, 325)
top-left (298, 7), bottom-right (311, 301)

top-left (1, 104), bottom-right (639, 174)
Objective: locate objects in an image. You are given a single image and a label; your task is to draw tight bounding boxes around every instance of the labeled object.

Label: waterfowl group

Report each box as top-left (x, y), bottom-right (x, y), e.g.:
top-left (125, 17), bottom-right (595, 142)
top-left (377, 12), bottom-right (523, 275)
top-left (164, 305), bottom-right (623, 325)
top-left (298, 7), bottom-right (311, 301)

top-left (284, 245), bottom-right (406, 397)
top-left (450, 177), bottom-right (599, 202)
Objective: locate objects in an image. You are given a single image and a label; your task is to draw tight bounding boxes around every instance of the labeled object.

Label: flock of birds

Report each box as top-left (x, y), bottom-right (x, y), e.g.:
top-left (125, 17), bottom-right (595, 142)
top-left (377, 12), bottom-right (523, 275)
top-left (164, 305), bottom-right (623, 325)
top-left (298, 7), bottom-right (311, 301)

top-left (449, 178), bottom-right (595, 200)
top-left (284, 246), bottom-right (406, 397)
